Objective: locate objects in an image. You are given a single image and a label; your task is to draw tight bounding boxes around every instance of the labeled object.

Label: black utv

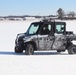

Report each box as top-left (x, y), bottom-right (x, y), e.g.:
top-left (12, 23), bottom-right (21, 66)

top-left (15, 20), bottom-right (76, 55)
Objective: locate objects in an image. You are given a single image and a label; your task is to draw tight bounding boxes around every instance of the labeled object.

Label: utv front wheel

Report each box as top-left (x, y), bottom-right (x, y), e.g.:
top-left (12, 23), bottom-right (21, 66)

top-left (15, 46), bottom-right (23, 53)
top-left (57, 50), bottom-right (61, 53)
top-left (25, 44), bottom-right (34, 55)
top-left (68, 44), bottom-right (76, 54)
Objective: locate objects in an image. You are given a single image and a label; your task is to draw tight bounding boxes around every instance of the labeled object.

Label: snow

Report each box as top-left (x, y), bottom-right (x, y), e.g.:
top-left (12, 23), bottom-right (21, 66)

top-left (0, 20), bottom-right (76, 75)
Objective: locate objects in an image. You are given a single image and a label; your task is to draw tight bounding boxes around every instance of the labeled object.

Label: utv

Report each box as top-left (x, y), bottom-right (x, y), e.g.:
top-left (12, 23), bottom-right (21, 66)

top-left (15, 20), bottom-right (76, 55)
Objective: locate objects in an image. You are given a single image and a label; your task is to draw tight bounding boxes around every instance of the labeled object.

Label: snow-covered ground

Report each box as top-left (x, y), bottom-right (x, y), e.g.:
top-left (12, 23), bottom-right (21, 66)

top-left (0, 20), bottom-right (76, 75)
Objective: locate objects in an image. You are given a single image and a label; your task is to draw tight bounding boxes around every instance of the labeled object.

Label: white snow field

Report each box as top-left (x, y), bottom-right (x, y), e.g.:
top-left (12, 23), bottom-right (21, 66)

top-left (0, 20), bottom-right (76, 75)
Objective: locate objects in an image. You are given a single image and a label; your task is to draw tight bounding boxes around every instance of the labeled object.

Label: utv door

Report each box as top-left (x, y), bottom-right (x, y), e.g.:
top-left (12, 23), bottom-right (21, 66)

top-left (38, 23), bottom-right (54, 50)
top-left (52, 23), bottom-right (66, 50)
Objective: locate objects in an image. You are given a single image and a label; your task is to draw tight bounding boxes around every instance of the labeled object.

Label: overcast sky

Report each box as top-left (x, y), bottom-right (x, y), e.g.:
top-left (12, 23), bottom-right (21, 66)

top-left (0, 0), bottom-right (76, 16)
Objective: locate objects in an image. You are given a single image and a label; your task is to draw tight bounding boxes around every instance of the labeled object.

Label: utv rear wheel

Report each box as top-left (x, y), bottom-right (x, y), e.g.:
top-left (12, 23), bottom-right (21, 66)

top-left (25, 44), bottom-right (34, 55)
top-left (15, 46), bottom-right (23, 53)
top-left (57, 50), bottom-right (65, 53)
top-left (68, 44), bottom-right (76, 54)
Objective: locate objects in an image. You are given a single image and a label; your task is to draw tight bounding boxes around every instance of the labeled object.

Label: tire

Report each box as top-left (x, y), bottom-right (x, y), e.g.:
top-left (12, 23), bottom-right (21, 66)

top-left (15, 46), bottom-right (23, 53)
top-left (57, 50), bottom-right (65, 53)
top-left (68, 44), bottom-right (76, 54)
top-left (25, 44), bottom-right (34, 55)
top-left (57, 50), bottom-right (61, 53)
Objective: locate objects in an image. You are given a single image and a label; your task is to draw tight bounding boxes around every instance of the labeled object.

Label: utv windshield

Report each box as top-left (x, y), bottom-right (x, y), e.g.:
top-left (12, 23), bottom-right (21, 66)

top-left (27, 23), bottom-right (42, 35)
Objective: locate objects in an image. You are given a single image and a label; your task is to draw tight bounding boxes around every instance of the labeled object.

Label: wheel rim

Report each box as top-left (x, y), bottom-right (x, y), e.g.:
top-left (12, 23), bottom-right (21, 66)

top-left (70, 46), bottom-right (76, 54)
top-left (29, 46), bottom-right (34, 55)
top-left (72, 48), bottom-right (76, 54)
top-left (15, 47), bottom-right (19, 51)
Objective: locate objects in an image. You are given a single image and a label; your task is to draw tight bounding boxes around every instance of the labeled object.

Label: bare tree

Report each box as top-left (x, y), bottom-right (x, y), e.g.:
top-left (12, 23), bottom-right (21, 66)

top-left (57, 8), bottom-right (65, 20)
top-left (67, 11), bottom-right (75, 18)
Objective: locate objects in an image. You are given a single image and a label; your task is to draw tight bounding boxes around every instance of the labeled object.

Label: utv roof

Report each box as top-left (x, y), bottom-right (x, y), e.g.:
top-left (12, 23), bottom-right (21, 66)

top-left (31, 20), bottom-right (66, 25)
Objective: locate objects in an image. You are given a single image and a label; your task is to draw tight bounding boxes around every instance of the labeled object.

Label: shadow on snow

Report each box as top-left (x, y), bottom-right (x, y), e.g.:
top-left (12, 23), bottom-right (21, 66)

top-left (0, 51), bottom-right (25, 55)
top-left (0, 51), bottom-right (69, 56)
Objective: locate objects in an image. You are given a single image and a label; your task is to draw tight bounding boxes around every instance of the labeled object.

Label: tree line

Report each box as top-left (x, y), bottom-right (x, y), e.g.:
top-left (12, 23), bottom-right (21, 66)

top-left (57, 8), bottom-right (76, 20)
